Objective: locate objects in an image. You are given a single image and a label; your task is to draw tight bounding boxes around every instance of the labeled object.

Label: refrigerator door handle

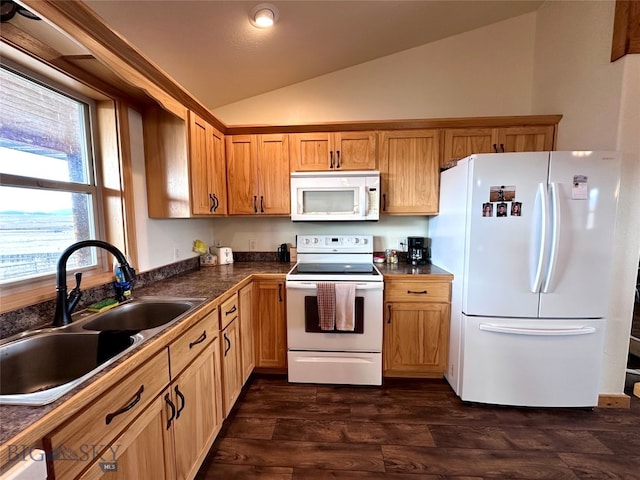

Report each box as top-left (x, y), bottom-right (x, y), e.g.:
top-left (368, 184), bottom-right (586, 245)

top-left (542, 182), bottom-right (561, 293)
top-left (529, 182), bottom-right (549, 293)
top-left (479, 323), bottom-right (596, 336)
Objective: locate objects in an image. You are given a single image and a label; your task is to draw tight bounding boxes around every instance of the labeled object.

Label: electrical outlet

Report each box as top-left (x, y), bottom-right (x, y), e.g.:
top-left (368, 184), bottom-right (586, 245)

top-left (398, 238), bottom-right (405, 251)
top-left (249, 239), bottom-right (257, 251)
top-left (215, 240), bottom-right (222, 247)
top-left (173, 247), bottom-right (180, 260)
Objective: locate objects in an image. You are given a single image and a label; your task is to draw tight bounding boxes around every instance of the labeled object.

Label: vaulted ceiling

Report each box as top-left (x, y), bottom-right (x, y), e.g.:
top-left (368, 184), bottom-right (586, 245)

top-left (11, 1), bottom-right (545, 109)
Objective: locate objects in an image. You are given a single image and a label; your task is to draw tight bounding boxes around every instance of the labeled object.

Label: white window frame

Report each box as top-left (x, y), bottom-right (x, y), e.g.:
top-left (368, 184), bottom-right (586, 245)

top-left (0, 58), bottom-right (110, 298)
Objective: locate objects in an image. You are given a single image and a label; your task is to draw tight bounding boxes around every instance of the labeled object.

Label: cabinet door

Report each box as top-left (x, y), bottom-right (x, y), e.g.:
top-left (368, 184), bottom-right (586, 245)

top-left (334, 131), bottom-right (377, 170)
top-left (78, 395), bottom-right (172, 480)
top-left (379, 129), bottom-right (440, 215)
top-left (172, 340), bottom-right (223, 480)
top-left (189, 112), bottom-right (210, 215)
top-left (239, 283), bottom-right (255, 383)
top-left (253, 280), bottom-right (287, 369)
top-left (257, 134), bottom-right (290, 214)
top-left (189, 113), bottom-right (227, 215)
top-left (289, 132), bottom-right (331, 171)
top-left (496, 126), bottom-right (555, 153)
top-left (442, 127), bottom-right (494, 168)
top-left (207, 124), bottom-right (227, 215)
top-left (383, 302), bottom-right (450, 377)
top-left (221, 318), bottom-right (242, 416)
top-left (226, 135), bottom-right (258, 214)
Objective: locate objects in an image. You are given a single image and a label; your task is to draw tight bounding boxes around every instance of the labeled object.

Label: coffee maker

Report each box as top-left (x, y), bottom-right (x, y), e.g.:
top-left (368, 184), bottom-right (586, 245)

top-left (407, 237), bottom-right (429, 265)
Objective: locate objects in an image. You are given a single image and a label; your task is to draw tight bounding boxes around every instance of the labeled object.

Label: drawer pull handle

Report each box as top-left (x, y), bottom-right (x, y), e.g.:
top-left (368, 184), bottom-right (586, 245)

top-left (189, 331), bottom-right (207, 349)
top-left (407, 290), bottom-right (428, 295)
top-left (105, 385), bottom-right (144, 425)
top-left (165, 393), bottom-right (176, 430)
top-left (224, 333), bottom-right (231, 356)
top-left (225, 305), bottom-right (237, 315)
top-left (175, 385), bottom-right (186, 419)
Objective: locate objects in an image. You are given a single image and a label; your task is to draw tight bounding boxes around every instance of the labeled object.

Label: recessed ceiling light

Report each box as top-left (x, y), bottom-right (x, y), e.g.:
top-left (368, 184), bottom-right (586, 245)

top-left (250, 3), bottom-right (278, 29)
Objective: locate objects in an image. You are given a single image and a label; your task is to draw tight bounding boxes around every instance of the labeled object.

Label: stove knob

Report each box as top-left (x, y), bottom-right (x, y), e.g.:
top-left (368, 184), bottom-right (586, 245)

top-left (313, 238), bottom-right (319, 244)
top-left (304, 238), bottom-right (310, 245)
top-left (353, 238), bottom-right (359, 244)
top-left (362, 238), bottom-right (368, 244)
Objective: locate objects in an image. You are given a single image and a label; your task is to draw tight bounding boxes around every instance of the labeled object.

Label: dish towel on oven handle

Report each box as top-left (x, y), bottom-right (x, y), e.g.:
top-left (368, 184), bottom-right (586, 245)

top-left (335, 283), bottom-right (356, 331)
top-left (317, 282), bottom-right (336, 331)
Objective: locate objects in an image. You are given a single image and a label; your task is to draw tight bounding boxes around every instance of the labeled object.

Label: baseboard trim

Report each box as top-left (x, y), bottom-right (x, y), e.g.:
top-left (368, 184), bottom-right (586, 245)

top-left (598, 393), bottom-right (631, 408)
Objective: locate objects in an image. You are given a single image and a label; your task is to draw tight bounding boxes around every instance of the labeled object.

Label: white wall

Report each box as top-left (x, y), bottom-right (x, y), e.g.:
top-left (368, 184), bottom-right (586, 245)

top-left (128, 109), bottom-right (214, 272)
top-left (214, 13), bottom-right (537, 125)
top-left (210, 216), bottom-right (429, 254)
top-left (532, 0), bottom-right (640, 395)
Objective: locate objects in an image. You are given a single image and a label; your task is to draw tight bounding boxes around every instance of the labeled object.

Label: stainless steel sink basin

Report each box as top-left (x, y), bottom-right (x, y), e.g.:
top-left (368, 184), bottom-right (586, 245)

top-left (0, 332), bottom-right (141, 406)
top-left (82, 299), bottom-right (199, 332)
top-left (0, 296), bottom-right (206, 406)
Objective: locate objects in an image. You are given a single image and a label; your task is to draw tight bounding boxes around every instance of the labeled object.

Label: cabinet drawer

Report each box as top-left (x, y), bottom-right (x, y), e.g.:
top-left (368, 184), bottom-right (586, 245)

top-left (385, 281), bottom-right (450, 303)
top-left (220, 293), bottom-right (239, 330)
top-left (44, 350), bottom-right (169, 480)
top-left (170, 309), bottom-right (218, 379)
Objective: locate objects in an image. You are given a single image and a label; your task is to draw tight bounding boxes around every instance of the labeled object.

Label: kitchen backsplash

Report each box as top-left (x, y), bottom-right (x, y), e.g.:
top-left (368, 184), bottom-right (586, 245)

top-left (0, 257), bottom-right (200, 339)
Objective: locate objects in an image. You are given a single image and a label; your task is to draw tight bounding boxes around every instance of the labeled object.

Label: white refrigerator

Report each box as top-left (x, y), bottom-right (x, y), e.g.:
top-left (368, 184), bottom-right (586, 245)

top-left (430, 151), bottom-right (620, 407)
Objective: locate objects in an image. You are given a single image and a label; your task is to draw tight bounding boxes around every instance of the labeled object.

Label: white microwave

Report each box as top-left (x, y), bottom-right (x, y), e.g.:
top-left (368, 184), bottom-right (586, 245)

top-left (290, 170), bottom-right (380, 221)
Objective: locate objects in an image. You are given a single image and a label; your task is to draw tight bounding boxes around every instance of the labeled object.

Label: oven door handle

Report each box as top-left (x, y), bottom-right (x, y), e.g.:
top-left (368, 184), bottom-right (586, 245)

top-left (285, 282), bottom-right (383, 291)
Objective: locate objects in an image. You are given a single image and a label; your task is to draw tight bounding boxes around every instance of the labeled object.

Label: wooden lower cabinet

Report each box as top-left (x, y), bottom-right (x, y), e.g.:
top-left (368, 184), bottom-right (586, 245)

top-left (78, 394), bottom-right (172, 480)
top-left (253, 279), bottom-right (287, 369)
top-left (239, 283), bottom-right (255, 383)
top-left (221, 317), bottom-right (242, 417)
top-left (383, 302), bottom-right (450, 377)
top-left (383, 279), bottom-right (452, 378)
top-left (79, 339), bottom-right (222, 480)
top-left (166, 339), bottom-right (223, 480)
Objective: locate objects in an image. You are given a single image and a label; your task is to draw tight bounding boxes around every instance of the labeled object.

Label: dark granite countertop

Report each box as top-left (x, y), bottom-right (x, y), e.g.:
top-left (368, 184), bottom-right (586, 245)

top-left (376, 262), bottom-right (453, 277)
top-left (0, 259), bottom-right (450, 453)
top-left (133, 261), bottom-right (293, 298)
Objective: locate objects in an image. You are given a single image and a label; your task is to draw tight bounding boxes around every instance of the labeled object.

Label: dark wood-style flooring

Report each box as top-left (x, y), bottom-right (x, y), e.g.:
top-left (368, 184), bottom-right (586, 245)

top-left (196, 375), bottom-right (640, 480)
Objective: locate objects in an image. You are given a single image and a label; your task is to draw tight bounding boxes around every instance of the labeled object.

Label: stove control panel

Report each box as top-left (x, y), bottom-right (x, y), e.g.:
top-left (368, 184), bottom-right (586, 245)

top-left (296, 235), bottom-right (373, 253)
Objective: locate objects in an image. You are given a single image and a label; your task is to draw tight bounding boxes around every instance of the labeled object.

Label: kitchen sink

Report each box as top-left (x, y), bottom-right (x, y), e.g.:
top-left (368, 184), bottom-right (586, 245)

top-left (0, 297), bottom-right (206, 406)
top-left (81, 298), bottom-right (199, 332)
top-left (0, 332), bottom-right (141, 406)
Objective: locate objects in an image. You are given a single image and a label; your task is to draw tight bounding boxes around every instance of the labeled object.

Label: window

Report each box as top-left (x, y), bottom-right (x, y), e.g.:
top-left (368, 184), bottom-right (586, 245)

top-left (0, 62), bottom-right (103, 284)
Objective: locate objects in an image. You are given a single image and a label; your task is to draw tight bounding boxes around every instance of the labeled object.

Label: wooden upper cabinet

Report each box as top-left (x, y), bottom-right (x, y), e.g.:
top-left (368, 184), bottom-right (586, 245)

top-left (441, 125), bottom-right (556, 168)
top-left (226, 134), bottom-right (290, 215)
top-left (499, 126), bottom-right (555, 153)
top-left (441, 128), bottom-right (494, 168)
top-left (143, 106), bottom-right (227, 218)
top-left (290, 131), bottom-right (377, 171)
top-left (189, 112), bottom-right (227, 215)
top-left (379, 129), bottom-right (440, 215)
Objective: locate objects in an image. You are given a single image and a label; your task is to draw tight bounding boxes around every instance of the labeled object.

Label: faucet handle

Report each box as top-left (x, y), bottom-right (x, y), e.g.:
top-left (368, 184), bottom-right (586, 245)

top-left (73, 271), bottom-right (83, 290)
top-left (67, 272), bottom-right (83, 313)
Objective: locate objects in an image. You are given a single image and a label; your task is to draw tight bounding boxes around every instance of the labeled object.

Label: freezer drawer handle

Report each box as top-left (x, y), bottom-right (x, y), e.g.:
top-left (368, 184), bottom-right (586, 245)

top-left (479, 323), bottom-right (596, 336)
